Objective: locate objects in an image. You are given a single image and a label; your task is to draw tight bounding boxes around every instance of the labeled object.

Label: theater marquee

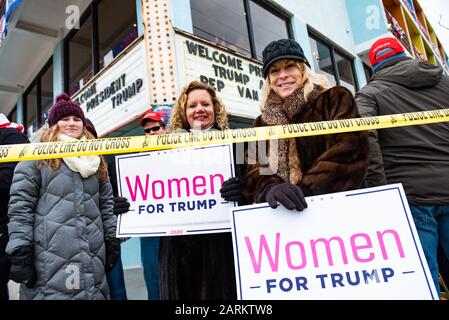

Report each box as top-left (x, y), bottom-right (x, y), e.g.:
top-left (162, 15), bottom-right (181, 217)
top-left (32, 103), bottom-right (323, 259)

top-left (174, 32), bottom-right (264, 119)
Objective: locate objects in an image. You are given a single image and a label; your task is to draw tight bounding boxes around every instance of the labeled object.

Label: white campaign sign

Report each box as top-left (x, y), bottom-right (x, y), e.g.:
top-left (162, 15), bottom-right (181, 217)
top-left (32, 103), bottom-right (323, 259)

top-left (116, 144), bottom-right (235, 237)
top-left (231, 184), bottom-right (438, 300)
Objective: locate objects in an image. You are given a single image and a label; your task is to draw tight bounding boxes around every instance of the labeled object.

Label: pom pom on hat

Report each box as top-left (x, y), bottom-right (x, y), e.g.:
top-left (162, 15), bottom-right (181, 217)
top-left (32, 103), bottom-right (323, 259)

top-left (55, 93), bottom-right (71, 103)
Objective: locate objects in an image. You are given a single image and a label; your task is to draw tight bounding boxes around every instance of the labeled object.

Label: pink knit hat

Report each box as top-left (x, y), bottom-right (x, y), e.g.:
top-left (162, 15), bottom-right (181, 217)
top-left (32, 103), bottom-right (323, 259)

top-left (47, 93), bottom-right (85, 127)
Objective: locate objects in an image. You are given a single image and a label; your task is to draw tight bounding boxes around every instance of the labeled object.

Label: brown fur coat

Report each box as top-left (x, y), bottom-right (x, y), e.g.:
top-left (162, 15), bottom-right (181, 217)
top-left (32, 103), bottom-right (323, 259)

top-left (243, 86), bottom-right (369, 202)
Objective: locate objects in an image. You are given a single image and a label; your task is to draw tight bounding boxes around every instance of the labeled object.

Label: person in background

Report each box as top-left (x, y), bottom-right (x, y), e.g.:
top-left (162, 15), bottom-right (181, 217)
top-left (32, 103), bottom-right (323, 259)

top-left (112, 110), bottom-right (166, 300)
top-left (139, 110), bottom-right (164, 300)
top-left (84, 118), bottom-right (128, 300)
top-left (0, 114), bottom-right (29, 300)
top-left (140, 110), bottom-right (166, 136)
top-left (242, 38), bottom-right (368, 211)
top-left (355, 37), bottom-right (449, 297)
top-left (6, 93), bottom-right (119, 299)
top-left (159, 81), bottom-right (237, 300)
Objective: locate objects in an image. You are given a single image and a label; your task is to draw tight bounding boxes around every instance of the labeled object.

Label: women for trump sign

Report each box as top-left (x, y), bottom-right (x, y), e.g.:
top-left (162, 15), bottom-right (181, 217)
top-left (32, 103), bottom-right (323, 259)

top-left (116, 144), bottom-right (236, 237)
top-left (231, 184), bottom-right (438, 300)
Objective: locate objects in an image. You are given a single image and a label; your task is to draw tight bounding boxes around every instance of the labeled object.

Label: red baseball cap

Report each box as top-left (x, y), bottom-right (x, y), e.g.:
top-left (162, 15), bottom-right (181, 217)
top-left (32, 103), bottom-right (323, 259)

top-left (140, 110), bottom-right (163, 126)
top-left (369, 37), bottom-right (405, 67)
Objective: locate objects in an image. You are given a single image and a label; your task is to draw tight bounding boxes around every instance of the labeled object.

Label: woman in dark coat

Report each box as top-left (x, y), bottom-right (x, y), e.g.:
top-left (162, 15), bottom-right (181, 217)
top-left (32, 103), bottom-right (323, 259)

top-left (159, 81), bottom-right (237, 299)
top-left (242, 39), bottom-right (368, 208)
top-left (6, 94), bottom-right (119, 300)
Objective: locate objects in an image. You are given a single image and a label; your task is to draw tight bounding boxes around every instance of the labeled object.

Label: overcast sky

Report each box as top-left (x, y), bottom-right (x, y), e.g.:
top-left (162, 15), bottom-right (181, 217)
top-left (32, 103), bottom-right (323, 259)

top-left (420, 0), bottom-right (449, 55)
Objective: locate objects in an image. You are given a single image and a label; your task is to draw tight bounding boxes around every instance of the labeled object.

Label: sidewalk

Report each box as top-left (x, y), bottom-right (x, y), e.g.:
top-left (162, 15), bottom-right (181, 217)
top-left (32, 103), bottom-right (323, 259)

top-left (8, 266), bottom-right (148, 300)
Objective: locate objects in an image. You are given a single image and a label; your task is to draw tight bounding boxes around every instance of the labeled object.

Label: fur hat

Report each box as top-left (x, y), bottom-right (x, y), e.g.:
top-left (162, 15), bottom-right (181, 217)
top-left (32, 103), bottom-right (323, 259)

top-left (262, 39), bottom-right (310, 78)
top-left (48, 93), bottom-right (85, 127)
top-left (369, 37), bottom-right (406, 72)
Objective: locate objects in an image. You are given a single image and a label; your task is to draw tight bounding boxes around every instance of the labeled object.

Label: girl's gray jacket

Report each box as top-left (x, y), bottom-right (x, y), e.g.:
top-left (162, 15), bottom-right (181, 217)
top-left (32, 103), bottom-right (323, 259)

top-left (6, 160), bottom-right (116, 300)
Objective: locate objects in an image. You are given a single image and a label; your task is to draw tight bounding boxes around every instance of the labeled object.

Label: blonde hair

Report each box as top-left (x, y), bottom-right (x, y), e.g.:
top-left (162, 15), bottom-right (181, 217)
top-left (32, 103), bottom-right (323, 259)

top-left (39, 124), bottom-right (109, 182)
top-left (260, 61), bottom-right (331, 112)
top-left (169, 81), bottom-right (229, 131)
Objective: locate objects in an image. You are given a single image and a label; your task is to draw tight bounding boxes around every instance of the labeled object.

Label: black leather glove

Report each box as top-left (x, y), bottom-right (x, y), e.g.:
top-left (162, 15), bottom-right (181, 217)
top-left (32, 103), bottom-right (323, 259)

top-left (105, 238), bottom-right (121, 273)
top-left (8, 246), bottom-right (37, 288)
top-left (220, 177), bottom-right (243, 202)
top-left (113, 196), bottom-right (130, 215)
top-left (259, 182), bottom-right (307, 211)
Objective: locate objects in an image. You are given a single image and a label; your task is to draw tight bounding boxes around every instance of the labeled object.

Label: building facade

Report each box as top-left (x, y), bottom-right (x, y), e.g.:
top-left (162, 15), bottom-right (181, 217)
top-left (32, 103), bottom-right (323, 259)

top-left (0, 0), bottom-right (448, 269)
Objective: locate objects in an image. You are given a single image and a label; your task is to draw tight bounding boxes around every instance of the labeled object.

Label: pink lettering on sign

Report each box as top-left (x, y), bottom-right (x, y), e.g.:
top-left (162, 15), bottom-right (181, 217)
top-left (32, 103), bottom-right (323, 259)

top-left (125, 174), bottom-right (149, 201)
top-left (244, 230), bottom-right (405, 274)
top-left (167, 178), bottom-right (190, 198)
top-left (350, 233), bottom-right (374, 263)
top-left (125, 173), bottom-right (225, 201)
top-left (310, 236), bottom-right (349, 267)
top-left (192, 176), bottom-right (207, 196)
top-left (245, 233), bottom-right (280, 273)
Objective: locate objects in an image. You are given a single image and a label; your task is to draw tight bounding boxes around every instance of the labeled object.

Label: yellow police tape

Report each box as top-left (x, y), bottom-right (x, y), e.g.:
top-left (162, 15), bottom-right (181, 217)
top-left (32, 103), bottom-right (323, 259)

top-left (1, 108), bottom-right (448, 163)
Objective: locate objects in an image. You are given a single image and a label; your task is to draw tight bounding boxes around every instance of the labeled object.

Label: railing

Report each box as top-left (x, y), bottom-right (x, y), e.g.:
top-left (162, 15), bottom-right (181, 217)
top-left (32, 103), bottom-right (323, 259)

top-left (402, 0), bottom-right (416, 20)
top-left (413, 44), bottom-right (426, 61)
top-left (431, 43), bottom-right (440, 60)
top-left (398, 37), bottom-right (413, 54)
top-left (385, 10), bottom-right (412, 54)
top-left (417, 20), bottom-right (430, 40)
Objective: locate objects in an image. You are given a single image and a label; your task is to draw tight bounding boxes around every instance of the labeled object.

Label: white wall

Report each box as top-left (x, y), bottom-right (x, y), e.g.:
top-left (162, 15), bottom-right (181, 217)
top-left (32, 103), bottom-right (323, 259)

top-left (276, 0), bottom-right (356, 55)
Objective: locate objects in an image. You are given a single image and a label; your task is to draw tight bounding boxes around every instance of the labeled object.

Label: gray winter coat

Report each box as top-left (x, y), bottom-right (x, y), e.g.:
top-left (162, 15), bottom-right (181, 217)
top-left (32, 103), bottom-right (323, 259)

top-left (356, 57), bottom-right (449, 204)
top-left (6, 160), bottom-right (116, 300)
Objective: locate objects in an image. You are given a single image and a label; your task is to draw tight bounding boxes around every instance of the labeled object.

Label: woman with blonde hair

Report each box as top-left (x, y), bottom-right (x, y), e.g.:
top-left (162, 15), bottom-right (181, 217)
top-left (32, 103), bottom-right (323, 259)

top-left (243, 39), bottom-right (368, 209)
top-left (160, 81), bottom-right (237, 300)
top-left (6, 93), bottom-right (119, 300)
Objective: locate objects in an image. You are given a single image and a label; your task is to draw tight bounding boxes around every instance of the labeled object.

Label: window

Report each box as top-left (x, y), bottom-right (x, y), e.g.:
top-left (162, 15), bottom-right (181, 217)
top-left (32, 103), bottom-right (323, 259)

top-left (23, 59), bottom-right (53, 135)
top-left (190, 0), bottom-right (291, 59)
top-left (41, 63), bottom-right (54, 122)
top-left (65, 0), bottom-right (138, 95)
top-left (249, 1), bottom-right (289, 60)
top-left (335, 51), bottom-right (356, 92)
top-left (25, 83), bottom-right (38, 135)
top-left (363, 64), bottom-right (373, 83)
top-left (309, 36), bottom-right (336, 86)
top-left (309, 33), bottom-right (357, 93)
top-left (8, 105), bottom-right (17, 124)
top-left (98, 0), bottom-right (138, 69)
top-left (191, 0), bottom-right (251, 56)
top-left (67, 15), bottom-right (93, 96)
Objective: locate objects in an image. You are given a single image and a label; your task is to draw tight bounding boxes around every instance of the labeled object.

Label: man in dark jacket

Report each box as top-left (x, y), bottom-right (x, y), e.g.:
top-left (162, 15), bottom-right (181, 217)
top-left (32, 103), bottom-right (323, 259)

top-left (0, 114), bottom-right (29, 300)
top-left (355, 37), bottom-right (449, 296)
